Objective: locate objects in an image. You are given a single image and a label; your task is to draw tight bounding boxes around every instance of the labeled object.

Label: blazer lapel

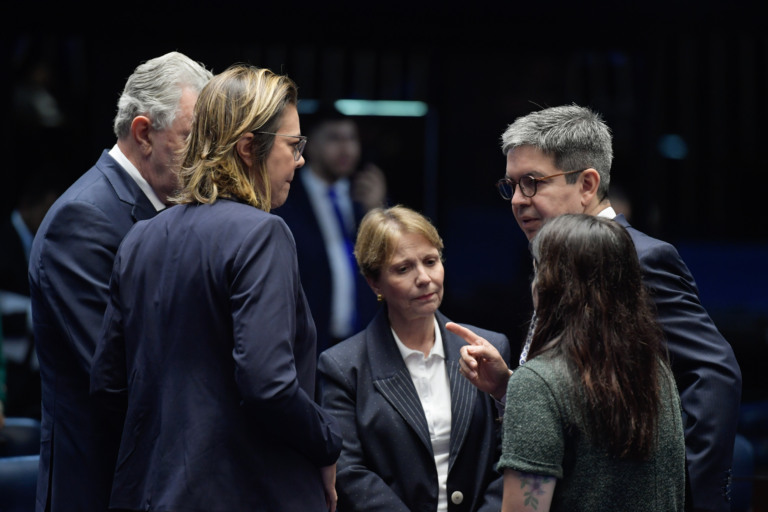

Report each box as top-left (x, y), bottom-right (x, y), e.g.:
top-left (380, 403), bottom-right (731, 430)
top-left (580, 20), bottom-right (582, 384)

top-left (131, 201), bottom-right (158, 222)
top-left (437, 312), bottom-right (478, 471)
top-left (96, 151), bottom-right (159, 223)
top-left (368, 309), bottom-right (433, 454)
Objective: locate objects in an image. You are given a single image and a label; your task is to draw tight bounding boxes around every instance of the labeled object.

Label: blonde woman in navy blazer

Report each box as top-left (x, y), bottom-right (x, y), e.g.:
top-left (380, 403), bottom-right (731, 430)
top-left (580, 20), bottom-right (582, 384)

top-left (90, 65), bottom-right (341, 512)
top-left (318, 205), bottom-right (511, 512)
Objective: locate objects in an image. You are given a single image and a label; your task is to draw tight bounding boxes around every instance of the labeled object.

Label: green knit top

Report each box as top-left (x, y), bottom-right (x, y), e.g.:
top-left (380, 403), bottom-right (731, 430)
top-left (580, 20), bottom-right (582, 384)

top-left (498, 355), bottom-right (686, 511)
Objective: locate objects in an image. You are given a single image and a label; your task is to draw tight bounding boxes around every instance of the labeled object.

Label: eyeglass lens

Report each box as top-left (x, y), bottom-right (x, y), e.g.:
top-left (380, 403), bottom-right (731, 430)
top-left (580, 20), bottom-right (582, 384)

top-left (497, 176), bottom-right (537, 199)
top-left (294, 138), bottom-right (307, 161)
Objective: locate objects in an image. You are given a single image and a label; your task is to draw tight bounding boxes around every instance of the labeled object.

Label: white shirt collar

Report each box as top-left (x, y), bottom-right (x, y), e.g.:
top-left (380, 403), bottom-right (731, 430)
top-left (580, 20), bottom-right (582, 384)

top-left (109, 144), bottom-right (166, 211)
top-left (391, 317), bottom-right (445, 361)
top-left (597, 206), bottom-right (617, 219)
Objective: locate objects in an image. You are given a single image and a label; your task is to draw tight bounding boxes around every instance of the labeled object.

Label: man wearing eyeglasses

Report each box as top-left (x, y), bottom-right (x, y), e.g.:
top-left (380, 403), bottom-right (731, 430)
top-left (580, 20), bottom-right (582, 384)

top-left (275, 105), bottom-right (386, 358)
top-left (449, 104), bottom-right (741, 512)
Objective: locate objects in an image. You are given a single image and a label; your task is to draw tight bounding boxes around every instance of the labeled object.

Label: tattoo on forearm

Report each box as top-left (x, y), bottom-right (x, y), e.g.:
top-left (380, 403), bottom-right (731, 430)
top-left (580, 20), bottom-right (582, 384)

top-left (519, 472), bottom-right (552, 510)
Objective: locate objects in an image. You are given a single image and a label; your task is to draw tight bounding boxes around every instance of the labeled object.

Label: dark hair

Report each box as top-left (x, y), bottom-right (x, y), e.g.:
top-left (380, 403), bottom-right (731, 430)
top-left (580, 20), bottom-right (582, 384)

top-left (529, 214), bottom-right (667, 460)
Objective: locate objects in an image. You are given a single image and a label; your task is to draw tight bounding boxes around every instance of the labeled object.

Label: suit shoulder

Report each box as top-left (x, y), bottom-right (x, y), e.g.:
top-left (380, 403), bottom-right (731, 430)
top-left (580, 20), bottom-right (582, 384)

top-left (318, 331), bottom-right (367, 367)
top-left (623, 225), bottom-right (678, 254)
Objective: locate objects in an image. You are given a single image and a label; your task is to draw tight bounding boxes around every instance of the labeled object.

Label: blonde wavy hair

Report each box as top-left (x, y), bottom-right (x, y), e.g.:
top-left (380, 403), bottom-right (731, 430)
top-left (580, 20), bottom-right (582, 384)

top-left (354, 205), bottom-right (444, 281)
top-left (170, 64), bottom-right (298, 211)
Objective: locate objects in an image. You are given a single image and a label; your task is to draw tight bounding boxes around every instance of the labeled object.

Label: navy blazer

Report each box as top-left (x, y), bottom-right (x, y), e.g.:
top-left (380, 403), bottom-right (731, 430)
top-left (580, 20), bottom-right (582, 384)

top-left (28, 150), bottom-right (157, 512)
top-left (275, 168), bottom-right (379, 355)
top-left (615, 214), bottom-right (742, 510)
top-left (318, 308), bottom-right (511, 512)
top-left (90, 199), bottom-right (342, 511)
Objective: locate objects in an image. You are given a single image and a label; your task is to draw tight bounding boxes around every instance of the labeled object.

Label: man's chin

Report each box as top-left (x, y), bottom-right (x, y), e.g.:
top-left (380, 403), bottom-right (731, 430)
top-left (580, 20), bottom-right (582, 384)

top-left (518, 221), bottom-right (541, 240)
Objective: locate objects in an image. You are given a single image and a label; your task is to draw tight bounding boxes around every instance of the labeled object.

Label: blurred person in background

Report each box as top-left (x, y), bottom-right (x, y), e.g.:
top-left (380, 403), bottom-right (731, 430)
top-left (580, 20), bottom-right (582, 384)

top-left (276, 105), bottom-right (386, 356)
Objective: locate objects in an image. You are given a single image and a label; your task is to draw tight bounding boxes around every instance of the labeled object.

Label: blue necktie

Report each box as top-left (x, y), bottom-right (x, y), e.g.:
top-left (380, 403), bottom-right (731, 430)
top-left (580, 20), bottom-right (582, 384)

top-left (327, 186), bottom-right (359, 333)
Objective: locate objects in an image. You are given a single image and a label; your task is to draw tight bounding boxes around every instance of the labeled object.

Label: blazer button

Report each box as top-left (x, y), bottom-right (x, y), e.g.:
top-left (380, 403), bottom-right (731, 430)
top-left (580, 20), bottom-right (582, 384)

top-left (451, 491), bottom-right (464, 504)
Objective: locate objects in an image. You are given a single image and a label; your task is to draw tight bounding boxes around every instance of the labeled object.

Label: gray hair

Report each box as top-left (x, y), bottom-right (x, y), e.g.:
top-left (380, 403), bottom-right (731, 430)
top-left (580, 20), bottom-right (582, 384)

top-left (500, 104), bottom-right (614, 198)
top-left (113, 51), bottom-right (213, 139)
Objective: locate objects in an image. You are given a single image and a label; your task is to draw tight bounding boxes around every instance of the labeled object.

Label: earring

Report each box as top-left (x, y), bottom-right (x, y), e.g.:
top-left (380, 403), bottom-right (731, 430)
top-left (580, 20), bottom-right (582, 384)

top-left (376, 294), bottom-right (383, 302)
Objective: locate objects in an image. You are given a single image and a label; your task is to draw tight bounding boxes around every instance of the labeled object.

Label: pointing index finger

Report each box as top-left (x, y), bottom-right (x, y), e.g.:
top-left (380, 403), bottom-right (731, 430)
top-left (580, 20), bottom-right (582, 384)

top-left (445, 322), bottom-right (484, 346)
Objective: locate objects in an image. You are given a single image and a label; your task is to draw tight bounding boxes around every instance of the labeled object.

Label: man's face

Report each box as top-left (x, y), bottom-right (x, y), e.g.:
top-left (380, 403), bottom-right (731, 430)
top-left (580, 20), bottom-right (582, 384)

top-left (505, 145), bottom-right (587, 240)
top-left (144, 87), bottom-right (197, 204)
top-left (306, 119), bottom-right (361, 181)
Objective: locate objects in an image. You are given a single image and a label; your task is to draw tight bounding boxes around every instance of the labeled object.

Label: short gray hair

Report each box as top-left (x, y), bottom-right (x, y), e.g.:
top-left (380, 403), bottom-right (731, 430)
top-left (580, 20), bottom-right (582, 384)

top-left (113, 51), bottom-right (213, 139)
top-left (500, 104), bottom-right (613, 198)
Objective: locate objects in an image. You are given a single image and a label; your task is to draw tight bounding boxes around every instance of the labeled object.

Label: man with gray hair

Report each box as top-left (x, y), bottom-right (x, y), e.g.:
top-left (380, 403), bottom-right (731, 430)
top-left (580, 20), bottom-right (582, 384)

top-left (450, 104), bottom-right (742, 512)
top-left (28, 51), bottom-right (212, 512)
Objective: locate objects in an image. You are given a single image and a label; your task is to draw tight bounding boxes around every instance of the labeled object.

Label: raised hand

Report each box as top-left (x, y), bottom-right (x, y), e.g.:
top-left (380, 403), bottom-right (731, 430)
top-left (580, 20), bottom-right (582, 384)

top-left (446, 322), bottom-right (511, 401)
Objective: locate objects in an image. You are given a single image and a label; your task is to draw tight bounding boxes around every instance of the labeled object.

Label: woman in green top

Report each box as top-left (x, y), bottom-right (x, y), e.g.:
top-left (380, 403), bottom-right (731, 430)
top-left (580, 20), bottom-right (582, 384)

top-left (497, 214), bottom-right (685, 511)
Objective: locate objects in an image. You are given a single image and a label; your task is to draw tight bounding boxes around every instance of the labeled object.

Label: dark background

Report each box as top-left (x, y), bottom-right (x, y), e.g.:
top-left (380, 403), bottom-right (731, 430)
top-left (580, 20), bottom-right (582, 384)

top-left (4, 1), bottom-right (767, 400)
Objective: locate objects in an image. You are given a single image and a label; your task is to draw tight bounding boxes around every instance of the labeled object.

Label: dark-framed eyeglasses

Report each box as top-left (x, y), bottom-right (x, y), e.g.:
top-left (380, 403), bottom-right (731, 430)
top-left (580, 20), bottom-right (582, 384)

top-left (253, 131), bottom-right (308, 161)
top-left (496, 168), bottom-right (588, 199)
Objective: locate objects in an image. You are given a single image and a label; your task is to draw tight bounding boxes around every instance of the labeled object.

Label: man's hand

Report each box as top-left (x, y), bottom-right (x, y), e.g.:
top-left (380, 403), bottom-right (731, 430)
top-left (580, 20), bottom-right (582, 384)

top-left (351, 164), bottom-right (387, 212)
top-left (446, 322), bottom-right (511, 401)
top-left (321, 463), bottom-right (338, 512)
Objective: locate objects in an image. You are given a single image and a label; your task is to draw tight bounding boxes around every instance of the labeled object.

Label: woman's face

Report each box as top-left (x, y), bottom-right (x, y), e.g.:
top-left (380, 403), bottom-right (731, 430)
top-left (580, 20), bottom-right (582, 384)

top-left (265, 104), bottom-right (305, 209)
top-left (370, 232), bottom-right (444, 326)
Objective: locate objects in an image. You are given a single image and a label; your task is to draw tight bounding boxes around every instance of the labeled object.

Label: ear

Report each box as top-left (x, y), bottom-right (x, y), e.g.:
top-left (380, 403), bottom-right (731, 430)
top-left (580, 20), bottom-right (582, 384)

top-left (579, 168), bottom-right (601, 206)
top-left (236, 133), bottom-right (255, 168)
top-left (365, 276), bottom-right (379, 296)
top-left (130, 116), bottom-right (153, 155)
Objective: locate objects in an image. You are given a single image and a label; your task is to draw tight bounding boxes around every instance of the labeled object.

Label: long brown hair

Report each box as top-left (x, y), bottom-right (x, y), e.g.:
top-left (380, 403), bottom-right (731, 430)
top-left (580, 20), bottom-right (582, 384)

top-left (529, 214), bottom-right (667, 460)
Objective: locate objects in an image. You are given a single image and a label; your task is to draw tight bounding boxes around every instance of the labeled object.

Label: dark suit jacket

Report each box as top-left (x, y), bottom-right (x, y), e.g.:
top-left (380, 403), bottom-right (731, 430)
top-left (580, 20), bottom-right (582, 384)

top-left (615, 214), bottom-right (742, 511)
top-left (90, 199), bottom-right (342, 511)
top-left (28, 150), bottom-right (158, 512)
top-left (318, 308), bottom-right (511, 512)
top-left (275, 168), bottom-right (379, 354)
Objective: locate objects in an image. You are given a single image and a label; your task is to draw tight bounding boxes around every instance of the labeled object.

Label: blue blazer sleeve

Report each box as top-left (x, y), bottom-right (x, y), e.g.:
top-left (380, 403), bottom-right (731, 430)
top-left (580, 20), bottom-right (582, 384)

top-left (626, 221), bottom-right (741, 511)
top-left (34, 199), bottom-right (128, 372)
top-left (318, 340), bottom-right (413, 512)
top-left (230, 216), bottom-right (341, 466)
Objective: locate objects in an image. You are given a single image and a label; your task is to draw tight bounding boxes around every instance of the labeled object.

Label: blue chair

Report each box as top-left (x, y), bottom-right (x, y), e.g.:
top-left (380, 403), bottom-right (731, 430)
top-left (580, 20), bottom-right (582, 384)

top-left (0, 417), bottom-right (41, 457)
top-left (0, 454), bottom-right (39, 512)
top-left (731, 433), bottom-right (755, 512)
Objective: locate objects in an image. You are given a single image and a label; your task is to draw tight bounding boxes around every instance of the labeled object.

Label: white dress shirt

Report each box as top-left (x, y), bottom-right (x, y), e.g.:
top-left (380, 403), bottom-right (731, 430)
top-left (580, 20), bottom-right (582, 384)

top-left (598, 205), bottom-right (617, 219)
top-left (109, 145), bottom-right (166, 212)
top-left (302, 168), bottom-right (357, 338)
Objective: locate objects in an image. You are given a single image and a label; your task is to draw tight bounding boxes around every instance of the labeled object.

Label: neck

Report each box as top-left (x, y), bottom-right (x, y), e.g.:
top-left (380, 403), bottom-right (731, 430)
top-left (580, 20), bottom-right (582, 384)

top-left (390, 314), bottom-right (435, 356)
top-left (585, 198), bottom-right (612, 216)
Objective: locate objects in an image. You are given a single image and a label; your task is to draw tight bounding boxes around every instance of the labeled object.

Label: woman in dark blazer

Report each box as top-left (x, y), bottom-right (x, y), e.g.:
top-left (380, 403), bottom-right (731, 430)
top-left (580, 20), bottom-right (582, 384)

top-left (90, 65), bottom-right (342, 512)
top-left (318, 205), bottom-right (511, 512)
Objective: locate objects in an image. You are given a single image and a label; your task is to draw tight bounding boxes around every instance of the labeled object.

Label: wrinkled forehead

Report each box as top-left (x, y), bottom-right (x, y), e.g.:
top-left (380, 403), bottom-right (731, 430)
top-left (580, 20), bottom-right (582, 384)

top-left (506, 145), bottom-right (558, 175)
